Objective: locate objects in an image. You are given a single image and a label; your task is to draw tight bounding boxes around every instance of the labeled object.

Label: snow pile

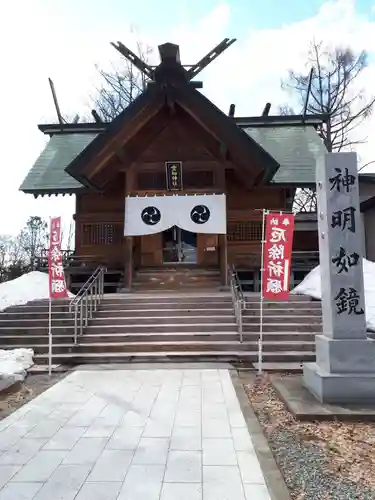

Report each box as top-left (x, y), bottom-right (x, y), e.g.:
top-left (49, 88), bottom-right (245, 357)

top-left (0, 271), bottom-right (74, 312)
top-left (292, 258), bottom-right (375, 332)
top-left (0, 348), bottom-right (34, 392)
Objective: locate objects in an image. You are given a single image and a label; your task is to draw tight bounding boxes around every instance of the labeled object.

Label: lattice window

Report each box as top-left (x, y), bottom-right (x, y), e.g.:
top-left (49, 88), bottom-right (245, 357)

top-left (137, 172), bottom-right (165, 190)
top-left (184, 170), bottom-right (214, 189)
top-left (81, 223), bottom-right (123, 245)
top-left (227, 221), bottom-right (263, 241)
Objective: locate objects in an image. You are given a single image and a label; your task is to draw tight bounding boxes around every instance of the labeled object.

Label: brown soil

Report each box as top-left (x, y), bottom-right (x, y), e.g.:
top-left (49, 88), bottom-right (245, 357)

top-left (0, 372), bottom-right (68, 422)
top-left (245, 373), bottom-right (375, 495)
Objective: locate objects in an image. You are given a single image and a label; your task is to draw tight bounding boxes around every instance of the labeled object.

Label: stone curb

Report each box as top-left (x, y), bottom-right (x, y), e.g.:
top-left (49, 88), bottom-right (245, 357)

top-left (230, 370), bottom-right (292, 500)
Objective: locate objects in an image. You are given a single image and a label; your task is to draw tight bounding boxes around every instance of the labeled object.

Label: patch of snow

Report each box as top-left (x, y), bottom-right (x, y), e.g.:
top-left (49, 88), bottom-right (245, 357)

top-left (291, 258), bottom-right (375, 332)
top-left (0, 271), bottom-right (74, 312)
top-left (0, 348), bottom-right (34, 392)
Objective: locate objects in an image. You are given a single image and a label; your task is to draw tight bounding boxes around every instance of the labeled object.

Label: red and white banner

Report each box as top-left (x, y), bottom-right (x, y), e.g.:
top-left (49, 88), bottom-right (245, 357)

top-left (48, 217), bottom-right (68, 299)
top-left (262, 212), bottom-right (295, 301)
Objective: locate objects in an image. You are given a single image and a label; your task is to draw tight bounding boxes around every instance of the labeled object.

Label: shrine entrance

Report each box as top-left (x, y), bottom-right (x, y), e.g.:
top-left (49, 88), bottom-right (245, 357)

top-left (162, 226), bottom-right (197, 264)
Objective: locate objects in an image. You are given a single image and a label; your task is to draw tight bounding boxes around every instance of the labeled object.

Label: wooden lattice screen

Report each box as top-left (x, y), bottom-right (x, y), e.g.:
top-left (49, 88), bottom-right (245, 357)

top-left (183, 170), bottom-right (214, 188)
top-left (137, 169), bottom-right (215, 190)
top-left (227, 221), bottom-right (263, 241)
top-left (81, 223), bottom-right (123, 246)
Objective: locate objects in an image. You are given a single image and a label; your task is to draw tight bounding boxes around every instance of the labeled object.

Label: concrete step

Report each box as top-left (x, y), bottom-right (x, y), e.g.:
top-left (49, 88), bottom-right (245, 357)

top-left (99, 301), bottom-right (232, 310)
top-left (244, 300), bottom-right (320, 309)
top-left (0, 331), bottom-right (317, 345)
top-left (89, 316), bottom-right (235, 326)
top-left (243, 315), bottom-right (322, 324)
top-left (0, 326), bottom-right (75, 335)
top-left (243, 323), bottom-right (321, 333)
top-left (84, 324), bottom-right (237, 333)
top-left (7, 340), bottom-right (315, 355)
top-left (0, 335), bottom-right (75, 345)
top-left (0, 314), bottom-right (237, 327)
top-left (0, 308), bottom-right (235, 320)
top-left (33, 350), bottom-right (316, 365)
top-left (0, 318), bottom-right (76, 327)
top-left (243, 308), bottom-right (322, 316)
top-left (132, 284), bottom-right (222, 291)
top-left (0, 311), bottom-right (75, 320)
top-left (252, 362), bottom-right (303, 373)
top-left (95, 308), bottom-right (233, 318)
top-left (136, 267), bottom-right (221, 274)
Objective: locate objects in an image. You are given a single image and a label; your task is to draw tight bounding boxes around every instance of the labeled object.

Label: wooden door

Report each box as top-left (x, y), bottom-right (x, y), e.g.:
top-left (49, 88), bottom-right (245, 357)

top-left (140, 234), bottom-right (163, 266)
top-left (197, 234), bottom-right (219, 267)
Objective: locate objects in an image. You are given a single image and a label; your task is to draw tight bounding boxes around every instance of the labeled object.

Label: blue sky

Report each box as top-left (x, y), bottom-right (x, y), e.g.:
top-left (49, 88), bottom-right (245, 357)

top-left (0, 0), bottom-right (374, 236)
top-left (38, 0), bottom-right (375, 34)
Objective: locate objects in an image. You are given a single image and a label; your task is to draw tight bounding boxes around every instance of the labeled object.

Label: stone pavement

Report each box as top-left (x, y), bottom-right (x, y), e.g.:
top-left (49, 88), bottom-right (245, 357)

top-left (0, 368), bottom-right (271, 500)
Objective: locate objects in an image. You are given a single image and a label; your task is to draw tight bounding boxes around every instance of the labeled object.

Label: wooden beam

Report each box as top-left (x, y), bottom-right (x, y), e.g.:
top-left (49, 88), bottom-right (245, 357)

top-left (80, 98), bottom-right (164, 179)
top-left (177, 107), bottom-right (256, 189)
top-left (111, 41), bottom-right (154, 80)
top-left (186, 38), bottom-right (236, 80)
top-left (91, 108), bottom-right (172, 188)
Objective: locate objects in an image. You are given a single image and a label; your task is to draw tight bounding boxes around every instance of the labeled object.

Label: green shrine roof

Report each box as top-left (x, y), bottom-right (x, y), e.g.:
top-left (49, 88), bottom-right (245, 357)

top-left (19, 133), bottom-right (97, 195)
top-left (244, 125), bottom-right (326, 185)
top-left (19, 122), bottom-right (326, 195)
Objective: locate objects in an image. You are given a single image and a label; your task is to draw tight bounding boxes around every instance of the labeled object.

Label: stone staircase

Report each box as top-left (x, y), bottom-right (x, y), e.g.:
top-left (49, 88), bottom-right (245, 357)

top-left (0, 293), bottom-right (322, 367)
top-left (132, 267), bottom-right (222, 291)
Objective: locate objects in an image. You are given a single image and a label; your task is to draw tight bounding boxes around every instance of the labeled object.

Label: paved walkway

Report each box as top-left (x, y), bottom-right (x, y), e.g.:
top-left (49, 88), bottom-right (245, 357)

top-left (0, 368), bottom-right (271, 500)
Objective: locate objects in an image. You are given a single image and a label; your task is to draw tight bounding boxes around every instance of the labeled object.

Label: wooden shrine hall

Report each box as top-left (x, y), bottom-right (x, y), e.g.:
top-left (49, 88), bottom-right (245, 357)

top-left (20, 39), bottom-right (326, 292)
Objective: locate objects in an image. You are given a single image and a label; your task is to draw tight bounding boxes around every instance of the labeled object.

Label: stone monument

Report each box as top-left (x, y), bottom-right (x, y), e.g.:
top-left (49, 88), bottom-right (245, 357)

top-left (303, 152), bottom-right (375, 404)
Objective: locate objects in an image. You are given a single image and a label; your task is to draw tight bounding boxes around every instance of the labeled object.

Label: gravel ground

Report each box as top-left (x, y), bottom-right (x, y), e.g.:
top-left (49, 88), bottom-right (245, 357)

top-left (245, 374), bottom-right (375, 500)
top-left (0, 372), bottom-right (67, 421)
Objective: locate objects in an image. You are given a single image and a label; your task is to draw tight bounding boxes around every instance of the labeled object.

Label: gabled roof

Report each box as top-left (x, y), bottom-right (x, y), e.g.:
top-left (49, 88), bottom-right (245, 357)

top-left (19, 120), bottom-right (326, 195)
top-left (19, 133), bottom-right (96, 194)
top-left (245, 125), bottom-right (326, 185)
top-left (64, 81), bottom-right (280, 190)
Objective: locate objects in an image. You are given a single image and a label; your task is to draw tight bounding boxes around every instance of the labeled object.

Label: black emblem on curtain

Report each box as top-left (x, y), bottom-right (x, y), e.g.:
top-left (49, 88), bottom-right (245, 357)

top-left (166, 162), bottom-right (183, 191)
top-left (141, 207), bottom-right (161, 225)
top-left (190, 205), bottom-right (210, 224)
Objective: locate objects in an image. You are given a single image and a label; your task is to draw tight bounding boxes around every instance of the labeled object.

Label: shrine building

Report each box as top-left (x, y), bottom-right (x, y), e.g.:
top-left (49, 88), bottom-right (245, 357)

top-left (20, 39), bottom-right (351, 292)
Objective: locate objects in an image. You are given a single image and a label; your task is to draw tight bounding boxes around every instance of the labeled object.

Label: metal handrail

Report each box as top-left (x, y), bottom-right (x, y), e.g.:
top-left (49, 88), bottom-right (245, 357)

top-left (227, 265), bottom-right (245, 343)
top-left (69, 266), bottom-right (105, 344)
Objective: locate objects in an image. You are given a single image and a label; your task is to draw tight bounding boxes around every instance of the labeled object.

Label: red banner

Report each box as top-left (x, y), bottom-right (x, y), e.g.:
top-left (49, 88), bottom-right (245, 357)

top-left (48, 217), bottom-right (68, 299)
top-left (262, 212), bottom-right (295, 301)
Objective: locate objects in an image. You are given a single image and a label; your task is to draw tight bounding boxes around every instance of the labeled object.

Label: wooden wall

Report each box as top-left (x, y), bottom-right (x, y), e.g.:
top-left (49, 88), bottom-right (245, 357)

top-left (74, 174), bottom-right (125, 267)
top-left (225, 170), bottom-right (289, 268)
top-left (73, 114), bottom-right (318, 273)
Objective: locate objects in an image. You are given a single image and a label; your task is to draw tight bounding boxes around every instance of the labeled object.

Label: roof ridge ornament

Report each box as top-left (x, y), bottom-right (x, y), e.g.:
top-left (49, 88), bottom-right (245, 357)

top-left (110, 38), bottom-right (236, 87)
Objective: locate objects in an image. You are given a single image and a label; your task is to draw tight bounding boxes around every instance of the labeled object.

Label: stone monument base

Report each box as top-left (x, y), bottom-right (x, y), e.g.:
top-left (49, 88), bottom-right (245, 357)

top-left (303, 362), bottom-right (375, 404)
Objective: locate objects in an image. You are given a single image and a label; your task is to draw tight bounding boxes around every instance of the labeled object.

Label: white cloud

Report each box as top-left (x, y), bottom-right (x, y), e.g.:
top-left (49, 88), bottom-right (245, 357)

top-left (0, 0), bottom-right (374, 240)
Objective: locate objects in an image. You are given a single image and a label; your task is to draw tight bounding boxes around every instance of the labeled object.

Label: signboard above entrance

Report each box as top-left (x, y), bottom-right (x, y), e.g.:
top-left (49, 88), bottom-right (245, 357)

top-left (166, 161), bottom-right (183, 191)
top-left (124, 194), bottom-right (227, 236)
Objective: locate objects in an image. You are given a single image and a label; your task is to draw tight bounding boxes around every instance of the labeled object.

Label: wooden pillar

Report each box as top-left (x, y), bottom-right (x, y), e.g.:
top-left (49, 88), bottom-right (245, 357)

top-left (125, 236), bottom-right (133, 289)
top-left (124, 167), bottom-right (135, 290)
top-left (219, 234), bottom-right (228, 286)
top-left (218, 164), bottom-right (227, 285)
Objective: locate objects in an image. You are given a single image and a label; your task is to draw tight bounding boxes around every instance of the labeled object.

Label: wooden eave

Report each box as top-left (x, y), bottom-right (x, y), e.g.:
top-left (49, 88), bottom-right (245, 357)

top-left (65, 82), bottom-right (280, 189)
top-left (65, 84), bottom-right (165, 187)
top-left (165, 85), bottom-right (280, 185)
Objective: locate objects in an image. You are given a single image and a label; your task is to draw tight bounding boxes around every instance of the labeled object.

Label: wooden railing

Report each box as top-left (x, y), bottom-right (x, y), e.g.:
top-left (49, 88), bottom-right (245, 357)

top-left (34, 249), bottom-right (75, 270)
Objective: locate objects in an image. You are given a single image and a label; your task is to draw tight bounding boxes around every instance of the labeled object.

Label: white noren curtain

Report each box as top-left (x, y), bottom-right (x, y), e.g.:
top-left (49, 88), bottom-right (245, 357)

top-left (124, 194), bottom-right (226, 236)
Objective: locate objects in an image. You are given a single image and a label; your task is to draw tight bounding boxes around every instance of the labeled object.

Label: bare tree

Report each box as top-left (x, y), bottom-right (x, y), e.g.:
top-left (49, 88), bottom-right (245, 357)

top-left (92, 40), bottom-right (153, 122)
top-left (0, 234), bottom-right (29, 282)
top-left (281, 40), bottom-right (375, 213)
top-left (19, 216), bottom-right (48, 271)
top-left (282, 40), bottom-right (375, 152)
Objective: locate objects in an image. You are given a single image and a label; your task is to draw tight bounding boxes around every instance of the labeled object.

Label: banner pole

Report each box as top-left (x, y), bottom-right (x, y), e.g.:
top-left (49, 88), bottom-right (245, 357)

top-left (48, 297), bottom-right (52, 377)
top-left (258, 209), bottom-right (267, 375)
